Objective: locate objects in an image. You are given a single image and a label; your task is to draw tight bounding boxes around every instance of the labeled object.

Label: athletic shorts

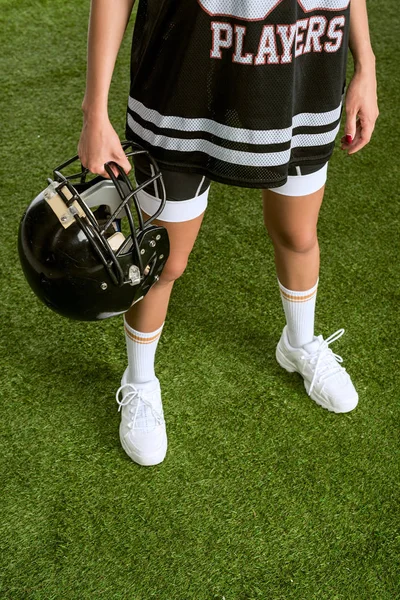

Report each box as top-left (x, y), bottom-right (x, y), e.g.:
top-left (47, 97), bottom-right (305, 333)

top-left (133, 152), bottom-right (328, 223)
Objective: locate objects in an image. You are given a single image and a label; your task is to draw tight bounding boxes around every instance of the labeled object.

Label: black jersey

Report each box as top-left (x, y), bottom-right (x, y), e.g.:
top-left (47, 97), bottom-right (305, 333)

top-left (125, 0), bottom-right (351, 189)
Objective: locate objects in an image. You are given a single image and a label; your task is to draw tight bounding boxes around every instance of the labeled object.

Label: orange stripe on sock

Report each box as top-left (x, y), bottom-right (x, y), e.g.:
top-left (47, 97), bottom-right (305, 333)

top-left (280, 288), bottom-right (317, 302)
top-left (124, 327), bottom-right (162, 344)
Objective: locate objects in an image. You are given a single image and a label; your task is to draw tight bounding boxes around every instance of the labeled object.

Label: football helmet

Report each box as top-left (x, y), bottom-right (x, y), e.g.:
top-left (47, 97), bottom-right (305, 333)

top-left (18, 140), bottom-right (170, 321)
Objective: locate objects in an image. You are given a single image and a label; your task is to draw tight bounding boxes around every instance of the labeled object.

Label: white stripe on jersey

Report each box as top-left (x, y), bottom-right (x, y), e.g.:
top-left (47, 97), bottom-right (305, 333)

top-left (128, 95), bottom-right (344, 146)
top-left (127, 112), bottom-right (341, 167)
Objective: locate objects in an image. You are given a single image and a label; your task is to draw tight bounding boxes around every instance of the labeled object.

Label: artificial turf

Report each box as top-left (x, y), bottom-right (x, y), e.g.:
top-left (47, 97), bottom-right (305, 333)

top-left (1, 1), bottom-right (399, 598)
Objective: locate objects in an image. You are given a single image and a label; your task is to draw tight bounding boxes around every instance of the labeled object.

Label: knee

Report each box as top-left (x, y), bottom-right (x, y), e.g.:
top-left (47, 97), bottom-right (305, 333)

top-left (269, 229), bottom-right (318, 254)
top-left (157, 254), bottom-right (188, 284)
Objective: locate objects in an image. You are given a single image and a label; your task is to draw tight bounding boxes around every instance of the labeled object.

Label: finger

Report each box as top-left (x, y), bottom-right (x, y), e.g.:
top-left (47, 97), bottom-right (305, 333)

top-left (89, 164), bottom-right (115, 179)
top-left (113, 155), bottom-right (132, 175)
top-left (343, 120), bottom-right (366, 154)
top-left (107, 164), bottom-right (121, 179)
top-left (105, 159), bottom-right (131, 179)
top-left (340, 119), bottom-right (361, 150)
top-left (343, 107), bottom-right (358, 145)
top-left (114, 146), bottom-right (133, 175)
top-left (122, 157), bottom-right (132, 174)
top-left (348, 122), bottom-right (374, 155)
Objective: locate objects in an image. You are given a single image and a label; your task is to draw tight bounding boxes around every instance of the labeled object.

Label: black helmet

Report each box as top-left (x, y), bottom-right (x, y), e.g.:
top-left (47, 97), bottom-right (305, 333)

top-left (18, 141), bottom-right (170, 321)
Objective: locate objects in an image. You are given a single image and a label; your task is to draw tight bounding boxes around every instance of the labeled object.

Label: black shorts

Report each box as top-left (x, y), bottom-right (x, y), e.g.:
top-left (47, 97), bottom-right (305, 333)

top-left (132, 152), bottom-right (328, 222)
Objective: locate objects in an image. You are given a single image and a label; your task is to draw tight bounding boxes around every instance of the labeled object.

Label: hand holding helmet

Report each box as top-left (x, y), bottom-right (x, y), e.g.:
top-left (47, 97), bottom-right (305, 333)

top-left (77, 114), bottom-right (132, 179)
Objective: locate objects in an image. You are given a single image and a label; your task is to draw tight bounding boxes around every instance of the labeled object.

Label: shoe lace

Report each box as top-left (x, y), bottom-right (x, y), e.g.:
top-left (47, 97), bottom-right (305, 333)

top-left (300, 328), bottom-right (348, 396)
top-left (115, 383), bottom-right (164, 430)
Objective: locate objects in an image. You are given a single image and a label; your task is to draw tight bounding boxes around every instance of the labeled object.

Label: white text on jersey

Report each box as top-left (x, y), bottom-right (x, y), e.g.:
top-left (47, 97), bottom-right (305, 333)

top-left (210, 15), bottom-right (346, 64)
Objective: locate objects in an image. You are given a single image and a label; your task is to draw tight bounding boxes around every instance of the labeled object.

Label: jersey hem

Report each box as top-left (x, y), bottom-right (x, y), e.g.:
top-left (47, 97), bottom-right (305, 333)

top-left (134, 154), bottom-right (333, 190)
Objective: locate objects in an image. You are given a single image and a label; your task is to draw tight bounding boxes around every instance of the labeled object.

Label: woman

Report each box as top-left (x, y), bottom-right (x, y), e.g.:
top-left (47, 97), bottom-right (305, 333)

top-left (78, 0), bottom-right (379, 466)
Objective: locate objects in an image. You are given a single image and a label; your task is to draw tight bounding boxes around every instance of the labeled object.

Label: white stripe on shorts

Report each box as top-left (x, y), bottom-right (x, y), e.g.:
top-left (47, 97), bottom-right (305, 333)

top-left (195, 175), bottom-right (206, 197)
top-left (272, 162), bottom-right (328, 196)
top-left (136, 186), bottom-right (210, 222)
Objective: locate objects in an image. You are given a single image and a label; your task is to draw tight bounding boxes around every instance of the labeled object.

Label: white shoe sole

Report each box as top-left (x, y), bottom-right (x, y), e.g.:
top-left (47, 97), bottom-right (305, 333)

top-left (119, 368), bottom-right (168, 466)
top-left (276, 344), bottom-right (358, 414)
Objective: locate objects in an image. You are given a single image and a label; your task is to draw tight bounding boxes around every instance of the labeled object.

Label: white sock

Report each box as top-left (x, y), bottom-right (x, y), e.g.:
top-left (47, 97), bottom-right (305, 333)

top-left (278, 277), bottom-right (319, 347)
top-left (123, 315), bottom-right (164, 384)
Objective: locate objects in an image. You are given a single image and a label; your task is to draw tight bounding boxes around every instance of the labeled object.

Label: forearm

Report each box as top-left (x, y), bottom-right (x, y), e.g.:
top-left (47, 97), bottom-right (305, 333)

top-left (81, 0), bottom-right (135, 117)
top-left (348, 0), bottom-right (375, 73)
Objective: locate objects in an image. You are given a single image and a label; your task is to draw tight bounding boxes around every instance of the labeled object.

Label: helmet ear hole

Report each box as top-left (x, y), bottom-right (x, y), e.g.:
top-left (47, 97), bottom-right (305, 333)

top-left (92, 204), bottom-right (117, 237)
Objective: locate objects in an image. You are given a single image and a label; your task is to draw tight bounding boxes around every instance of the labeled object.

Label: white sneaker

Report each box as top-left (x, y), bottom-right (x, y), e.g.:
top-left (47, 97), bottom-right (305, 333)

top-left (115, 368), bottom-right (168, 466)
top-left (276, 325), bottom-right (358, 413)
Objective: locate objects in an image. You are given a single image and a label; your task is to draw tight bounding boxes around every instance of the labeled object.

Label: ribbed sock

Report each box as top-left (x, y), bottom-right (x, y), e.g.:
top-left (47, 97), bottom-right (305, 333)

top-left (123, 315), bottom-right (165, 384)
top-left (278, 277), bottom-right (319, 347)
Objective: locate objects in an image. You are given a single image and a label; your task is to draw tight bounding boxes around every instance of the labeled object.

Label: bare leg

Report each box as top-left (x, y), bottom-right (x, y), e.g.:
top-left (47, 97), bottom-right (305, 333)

top-left (261, 184), bottom-right (325, 290)
top-left (124, 209), bottom-right (206, 332)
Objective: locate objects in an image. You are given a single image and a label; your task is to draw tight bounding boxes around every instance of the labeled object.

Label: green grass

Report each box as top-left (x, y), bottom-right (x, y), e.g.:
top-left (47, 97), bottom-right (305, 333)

top-left (1, 1), bottom-right (399, 598)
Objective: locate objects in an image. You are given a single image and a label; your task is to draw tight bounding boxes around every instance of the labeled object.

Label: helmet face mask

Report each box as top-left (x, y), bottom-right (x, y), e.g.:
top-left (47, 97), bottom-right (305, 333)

top-left (18, 141), bottom-right (170, 321)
